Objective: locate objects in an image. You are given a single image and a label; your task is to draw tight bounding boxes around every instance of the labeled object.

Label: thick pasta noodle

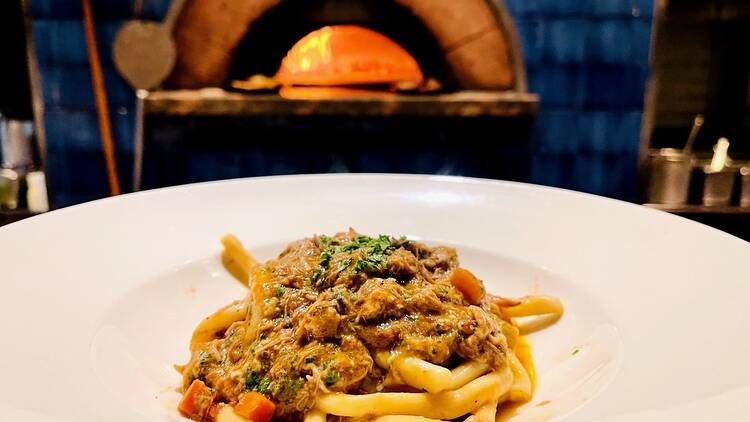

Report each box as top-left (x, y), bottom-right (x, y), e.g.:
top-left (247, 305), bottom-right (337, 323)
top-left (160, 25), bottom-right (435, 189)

top-left (177, 231), bottom-right (563, 422)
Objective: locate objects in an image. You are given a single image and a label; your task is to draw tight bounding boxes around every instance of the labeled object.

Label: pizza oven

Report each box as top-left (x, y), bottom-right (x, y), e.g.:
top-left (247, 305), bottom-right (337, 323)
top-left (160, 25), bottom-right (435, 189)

top-left (135, 0), bottom-right (538, 190)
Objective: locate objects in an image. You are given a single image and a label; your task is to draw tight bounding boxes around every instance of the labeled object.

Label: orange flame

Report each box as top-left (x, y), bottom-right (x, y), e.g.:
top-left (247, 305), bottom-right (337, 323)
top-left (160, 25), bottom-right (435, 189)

top-left (276, 25), bottom-right (424, 86)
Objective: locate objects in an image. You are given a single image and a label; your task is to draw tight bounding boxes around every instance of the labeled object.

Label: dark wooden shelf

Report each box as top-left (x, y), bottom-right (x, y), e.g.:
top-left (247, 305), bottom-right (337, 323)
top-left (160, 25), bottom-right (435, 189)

top-left (0, 209), bottom-right (40, 226)
top-left (141, 89), bottom-right (539, 117)
top-left (644, 203), bottom-right (750, 214)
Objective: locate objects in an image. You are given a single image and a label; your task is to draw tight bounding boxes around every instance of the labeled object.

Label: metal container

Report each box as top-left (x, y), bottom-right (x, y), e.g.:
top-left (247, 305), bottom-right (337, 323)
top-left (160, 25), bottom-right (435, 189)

top-left (703, 167), bottom-right (736, 206)
top-left (741, 166), bottom-right (750, 208)
top-left (648, 148), bottom-right (693, 205)
top-left (0, 119), bottom-right (34, 169)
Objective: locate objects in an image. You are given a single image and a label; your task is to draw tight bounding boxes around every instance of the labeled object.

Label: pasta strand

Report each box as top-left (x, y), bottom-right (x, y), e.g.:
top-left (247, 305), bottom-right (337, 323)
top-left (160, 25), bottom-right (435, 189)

top-left (315, 367), bottom-right (513, 420)
top-left (303, 409), bottom-right (326, 422)
top-left (189, 300), bottom-right (248, 352)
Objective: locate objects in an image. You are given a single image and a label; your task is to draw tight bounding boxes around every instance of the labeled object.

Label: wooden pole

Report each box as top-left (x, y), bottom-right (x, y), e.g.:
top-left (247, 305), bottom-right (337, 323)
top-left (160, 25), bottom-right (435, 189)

top-left (82, 0), bottom-right (121, 195)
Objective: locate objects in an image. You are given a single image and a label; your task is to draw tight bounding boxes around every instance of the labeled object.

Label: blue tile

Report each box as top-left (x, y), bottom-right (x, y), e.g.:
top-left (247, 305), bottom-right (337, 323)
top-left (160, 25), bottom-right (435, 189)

top-left (632, 20), bottom-right (653, 67)
top-left (590, 0), bottom-right (633, 18)
top-left (578, 111), bottom-right (640, 154)
top-left (185, 152), bottom-right (242, 182)
top-left (544, 19), bottom-right (589, 64)
top-left (614, 112), bottom-right (643, 153)
top-left (533, 65), bottom-right (585, 107)
top-left (578, 112), bottom-right (609, 153)
top-left (533, 111), bottom-right (580, 153)
top-left (536, 0), bottom-right (589, 17)
top-left (588, 20), bottom-right (634, 64)
top-left (583, 64), bottom-right (645, 108)
top-left (44, 108), bottom-right (134, 153)
top-left (531, 154), bottom-right (562, 187)
top-left (33, 20), bottom-right (127, 66)
top-left (141, 0), bottom-right (172, 20)
top-left (45, 145), bottom-right (133, 207)
top-left (31, 0), bottom-right (135, 20)
top-left (516, 19), bottom-right (545, 66)
top-left (31, 0), bottom-right (79, 18)
top-left (505, 0), bottom-right (540, 18)
top-left (530, 153), bottom-right (576, 188)
top-left (573, 154), bottom-right (609, 195)
top-left (33, 21), bottom-right (86, 66)
top-left (39, 65), bottom-right (135, 109)
top-left (634, 0), bottom-right (655, 18)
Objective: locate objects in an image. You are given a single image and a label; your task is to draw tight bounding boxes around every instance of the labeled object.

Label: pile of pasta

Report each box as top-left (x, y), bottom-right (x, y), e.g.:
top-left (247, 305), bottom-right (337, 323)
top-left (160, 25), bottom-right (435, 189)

top-left (180, 235), bottom-right (563, 422)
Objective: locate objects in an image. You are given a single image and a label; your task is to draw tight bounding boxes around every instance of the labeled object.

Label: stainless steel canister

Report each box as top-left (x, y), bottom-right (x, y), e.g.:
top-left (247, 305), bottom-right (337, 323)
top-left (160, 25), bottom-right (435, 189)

top-left (703, 167), bottom-right (736, 206)
top-left (740, 166), bottom-right (750, 208)
top-left (648, 148), bottom-right (693, 205)
top-left (0, 119), bottom-right (34, 169)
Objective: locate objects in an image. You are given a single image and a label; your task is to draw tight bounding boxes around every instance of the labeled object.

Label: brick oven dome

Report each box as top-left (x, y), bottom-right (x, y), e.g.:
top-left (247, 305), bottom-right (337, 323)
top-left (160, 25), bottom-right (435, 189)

top-left (167, 0), bottom-right (527, 91)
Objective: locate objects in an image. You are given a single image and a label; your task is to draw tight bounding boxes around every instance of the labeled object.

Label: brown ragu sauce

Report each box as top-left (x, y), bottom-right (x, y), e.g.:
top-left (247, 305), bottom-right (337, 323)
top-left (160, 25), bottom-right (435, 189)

top-left (181, 230), bottom-right (519, 420)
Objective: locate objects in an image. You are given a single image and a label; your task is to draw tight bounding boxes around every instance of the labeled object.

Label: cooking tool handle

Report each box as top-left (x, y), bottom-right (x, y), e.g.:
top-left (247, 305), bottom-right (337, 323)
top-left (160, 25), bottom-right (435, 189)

top-left (682, 114), bottom-right (704, 155)
top-left (163, 0), bottom-right (188, 31)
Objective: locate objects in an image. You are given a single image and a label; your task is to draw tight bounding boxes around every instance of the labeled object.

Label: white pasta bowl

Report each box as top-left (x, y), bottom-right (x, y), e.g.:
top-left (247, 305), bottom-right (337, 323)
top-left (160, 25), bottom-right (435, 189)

top-left (0, 174), bottom-right (749, 421)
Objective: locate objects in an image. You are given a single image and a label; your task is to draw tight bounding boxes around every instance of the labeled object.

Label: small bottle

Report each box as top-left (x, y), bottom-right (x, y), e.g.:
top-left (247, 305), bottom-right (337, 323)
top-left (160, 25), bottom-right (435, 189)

top-left (26, 171), bottom-right (49, 213)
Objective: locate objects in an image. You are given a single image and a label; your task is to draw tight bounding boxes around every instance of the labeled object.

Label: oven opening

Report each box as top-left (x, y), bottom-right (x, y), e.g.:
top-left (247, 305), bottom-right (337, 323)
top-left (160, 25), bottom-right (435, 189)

top-left (228, 0), bottom-right (453, 93)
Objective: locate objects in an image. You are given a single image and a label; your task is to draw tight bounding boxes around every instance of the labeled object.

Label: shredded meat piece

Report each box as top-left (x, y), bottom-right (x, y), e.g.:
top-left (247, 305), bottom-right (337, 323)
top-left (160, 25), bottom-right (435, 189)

top-left (419, 246), bottom-right (458, 275)
top-left (297, 301), bottom-right (341, 339)
top-left (386, 247), bottom-right (421, 279)
top-left (355, 278), bottom-right (407, 321)
top-left (456, 306), bottom-right (510, 369)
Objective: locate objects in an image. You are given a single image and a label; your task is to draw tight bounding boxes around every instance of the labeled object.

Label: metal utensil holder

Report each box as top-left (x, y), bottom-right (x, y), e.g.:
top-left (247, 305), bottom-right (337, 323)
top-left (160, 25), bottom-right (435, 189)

top-left (703, 167), bottom-right (736, 207)
top-left (740, 166), bottom-right (750, 208)
top-left (648, 148), bottom-right (692, 205)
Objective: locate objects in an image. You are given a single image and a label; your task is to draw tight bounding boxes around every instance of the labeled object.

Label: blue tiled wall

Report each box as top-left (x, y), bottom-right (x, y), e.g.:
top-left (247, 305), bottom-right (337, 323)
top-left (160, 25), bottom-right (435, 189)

top-left (32, 0), bottom-right (653, 207)
top-left (507, 0), bottom-right (653, 198)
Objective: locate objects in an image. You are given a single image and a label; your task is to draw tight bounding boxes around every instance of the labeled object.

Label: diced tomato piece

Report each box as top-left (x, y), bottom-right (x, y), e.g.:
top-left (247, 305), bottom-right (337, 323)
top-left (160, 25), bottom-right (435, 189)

top-left (178, 379), bottom-right (217, 421)
top-left (233, 392), bottom-right (276, 422)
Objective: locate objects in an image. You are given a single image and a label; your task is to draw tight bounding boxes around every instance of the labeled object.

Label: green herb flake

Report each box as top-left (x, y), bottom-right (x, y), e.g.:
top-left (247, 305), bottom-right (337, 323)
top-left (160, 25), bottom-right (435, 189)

top-left (310, 270), bottom-right (322, 284)
top-left (256, 377), bottom-right (273, 394)
top-left (319, 250), bottom-right (333, 268)
top-left (275, 285), bottom-right (286, 297)
top-left (245, 370), bottom-right (260, 390)
top-left (337, 257), bottom-right (351, 271)
top-left (304, 356), bottom-right (316, 364)
top-left (284, 377), bottom-right (305, 395)
top-left (324, 370), bottom-right (339, 386)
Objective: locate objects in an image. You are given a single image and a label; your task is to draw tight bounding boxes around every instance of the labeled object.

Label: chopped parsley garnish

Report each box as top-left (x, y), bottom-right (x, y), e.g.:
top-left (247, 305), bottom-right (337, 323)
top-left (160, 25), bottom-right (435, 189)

top-left (284, 378), bottom-right (305, 394)
top-left (245, 370), bottom-right (260, 390)
top-left (304, 356), bottom-right (316, 364)
top-left (275, 285), bottom-right (285, 297)
top-left (324, 370), bottom-right (339, 386)
top-left (319, 250), bottom-right (333, 267)
top-left (310, 234), bottom-right (403, 286)
top-left (256, 377), bottom-right (273, 394)
top-left (337, 257), bottom-right (351, 271)
top-left (310, 270), bottom-right (323, 284)
top-left (319, 235), bottom-right (395, 272)
top-left (319, 235), bottom-right (333, 248)
top-left (246, 370), bottom-right (273, 394)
